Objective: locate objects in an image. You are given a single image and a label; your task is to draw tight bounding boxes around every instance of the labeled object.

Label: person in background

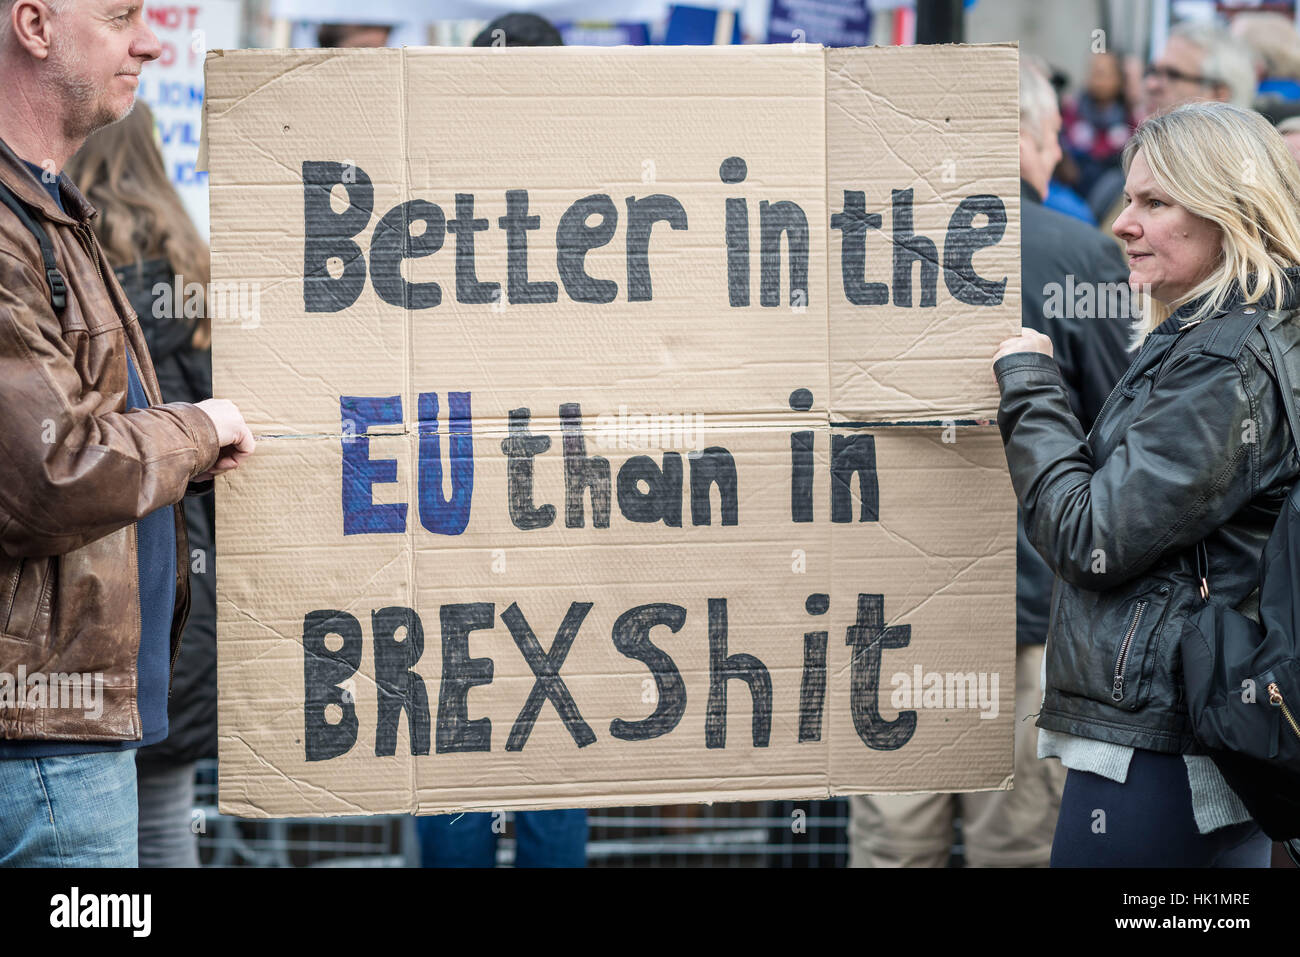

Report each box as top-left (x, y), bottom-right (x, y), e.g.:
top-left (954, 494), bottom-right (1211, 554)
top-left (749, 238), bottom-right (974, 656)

top-left (1091, 22), bottom-right (1257, 230)
top-left (1233, 12), bottom-right (1300, 105)
top-left (471, 12), bottom-right (563, 47)
top-left (1142, 21), bottom-right (1257, 119)
top-left (1061, 51), bottom-right (1136, 200)
top-left (847, 59), bottom-right (1133, 868)
top-left (66, 101), bottom-right (216, 868)
top-left (1043, 64), bottom-right (1105, 225)
top-left (1043, 154), bottom-right (1098, 225)
top-left (317, 23), bottom-right (391, 48)
top-left (416, 7), bottom-right (585, 870)
top-left (1277, 116), bottom-right (1300, 165)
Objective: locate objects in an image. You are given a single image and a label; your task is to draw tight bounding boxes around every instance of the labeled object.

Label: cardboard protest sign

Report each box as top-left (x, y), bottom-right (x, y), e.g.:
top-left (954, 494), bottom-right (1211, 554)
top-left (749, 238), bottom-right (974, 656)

top-left (204, 43), bottom-right (1020, 817)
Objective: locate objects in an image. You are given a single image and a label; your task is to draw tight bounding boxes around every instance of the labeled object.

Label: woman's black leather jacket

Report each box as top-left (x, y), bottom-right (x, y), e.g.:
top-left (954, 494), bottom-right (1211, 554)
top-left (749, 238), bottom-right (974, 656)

top-left (995, 288), bottom-right (1300, 753)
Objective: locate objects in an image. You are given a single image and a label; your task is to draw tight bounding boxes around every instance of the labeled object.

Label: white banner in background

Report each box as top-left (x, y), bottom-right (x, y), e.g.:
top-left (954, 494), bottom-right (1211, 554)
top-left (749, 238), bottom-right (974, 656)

top-left (139, 0), bottom-right (241, 237)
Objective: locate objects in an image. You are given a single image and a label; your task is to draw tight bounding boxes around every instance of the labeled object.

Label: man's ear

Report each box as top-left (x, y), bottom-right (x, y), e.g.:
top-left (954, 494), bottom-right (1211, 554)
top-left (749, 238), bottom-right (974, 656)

top-left (10, 0), bottom-right (54, 60)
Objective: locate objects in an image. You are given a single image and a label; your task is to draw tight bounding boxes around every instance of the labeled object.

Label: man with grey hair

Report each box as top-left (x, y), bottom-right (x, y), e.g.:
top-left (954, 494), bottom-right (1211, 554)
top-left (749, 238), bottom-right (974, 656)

top-left (848, 56), bottom-right (1133, 869)
top-left (1090, 22), bottom-right (1257, 227)
top-left (1143, 21), bottom-right (1257, 118)
top-left (1017, 55), bottom-right (1063, 195)
top-left (1278, 116), bottom-right (1300, 165)
top-left (0, 0), bottom-right (254, 866)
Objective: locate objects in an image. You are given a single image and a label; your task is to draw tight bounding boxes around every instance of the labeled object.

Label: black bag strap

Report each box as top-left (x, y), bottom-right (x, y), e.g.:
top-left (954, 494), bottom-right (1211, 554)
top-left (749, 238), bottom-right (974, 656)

top-left (1260, 321), bottom-right (1300, 463)
top-left (1196, 305), bottom-right (1300, 456)
top-left (1202, 304), bottom-right (1268, 360)
top-left (1193, 307), bottom-right (1300, 598)
top-left (0, 177), bottom-right (66, 313)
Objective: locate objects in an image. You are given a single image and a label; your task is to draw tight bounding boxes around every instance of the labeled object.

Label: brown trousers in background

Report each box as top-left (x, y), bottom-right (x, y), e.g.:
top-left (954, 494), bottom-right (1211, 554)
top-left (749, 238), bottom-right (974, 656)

top-left (848, 643), bottom-right (1066, 867)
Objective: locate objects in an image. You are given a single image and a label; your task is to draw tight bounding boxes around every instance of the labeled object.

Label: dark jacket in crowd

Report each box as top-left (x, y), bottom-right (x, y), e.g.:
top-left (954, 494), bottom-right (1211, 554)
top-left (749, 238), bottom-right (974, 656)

top-left (118, 258), bottom-right (217, 766)
top-left (996, 274), bottom-right (1300, 752)
top-left (1017, 180), bottom-right (1134, 645)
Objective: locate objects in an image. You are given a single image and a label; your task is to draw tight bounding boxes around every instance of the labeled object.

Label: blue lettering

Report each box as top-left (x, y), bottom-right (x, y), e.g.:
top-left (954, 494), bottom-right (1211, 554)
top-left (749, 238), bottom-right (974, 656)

top-left (171, 162), bottom-right (207, 186)
top-left (417, 392), bottom-right (474, 535)
top-left (160, 121), bottom-right (201, 147)
top-left (341, 395), bottom-right (407, 534)
top-left (155, 81), bottom-right (204, 107)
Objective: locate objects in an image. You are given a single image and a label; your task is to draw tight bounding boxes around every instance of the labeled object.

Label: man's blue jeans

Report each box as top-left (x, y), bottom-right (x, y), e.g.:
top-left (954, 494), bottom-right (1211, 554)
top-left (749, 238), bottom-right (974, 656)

top-left (417, 809), bottom-right (588, 867)
top-left (0, 751), bottom-right (138, 867)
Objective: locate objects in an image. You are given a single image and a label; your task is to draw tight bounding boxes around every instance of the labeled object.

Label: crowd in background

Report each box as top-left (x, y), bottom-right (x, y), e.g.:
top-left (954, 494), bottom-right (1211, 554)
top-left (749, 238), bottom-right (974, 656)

top-left (1044, 13), bottom-right (1300, 228)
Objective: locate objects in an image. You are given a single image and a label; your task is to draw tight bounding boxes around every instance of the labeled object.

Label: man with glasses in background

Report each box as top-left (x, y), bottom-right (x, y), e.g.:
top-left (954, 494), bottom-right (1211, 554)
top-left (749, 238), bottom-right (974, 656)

top-left (1142, 22), bottom-right (1257, 119)
top-left (1091, 21), bottom-right (1256, 229)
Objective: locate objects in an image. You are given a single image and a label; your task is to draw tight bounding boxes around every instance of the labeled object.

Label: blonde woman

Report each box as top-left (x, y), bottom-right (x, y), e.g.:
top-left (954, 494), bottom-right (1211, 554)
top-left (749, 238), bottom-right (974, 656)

top-left (992, 102), bottom-right (1300, 866)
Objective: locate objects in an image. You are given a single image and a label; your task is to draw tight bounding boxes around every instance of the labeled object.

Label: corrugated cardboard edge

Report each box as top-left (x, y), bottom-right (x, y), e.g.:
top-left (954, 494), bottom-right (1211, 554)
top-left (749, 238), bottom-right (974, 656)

top-left (195, 49), bottom-right (222, 173)
top-left (218, 778), bottom-right (1014, 819)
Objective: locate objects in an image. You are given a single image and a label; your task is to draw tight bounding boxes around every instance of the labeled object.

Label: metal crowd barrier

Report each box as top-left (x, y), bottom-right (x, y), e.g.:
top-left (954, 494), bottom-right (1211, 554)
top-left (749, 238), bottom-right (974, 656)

top-left (191, 760), bottom-right (893, 867)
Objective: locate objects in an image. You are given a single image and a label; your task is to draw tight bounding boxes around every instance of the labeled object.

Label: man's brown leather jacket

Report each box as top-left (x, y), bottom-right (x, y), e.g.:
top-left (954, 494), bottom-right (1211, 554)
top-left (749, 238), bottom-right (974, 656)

top-left (0, 137), bottom-right (219, 743)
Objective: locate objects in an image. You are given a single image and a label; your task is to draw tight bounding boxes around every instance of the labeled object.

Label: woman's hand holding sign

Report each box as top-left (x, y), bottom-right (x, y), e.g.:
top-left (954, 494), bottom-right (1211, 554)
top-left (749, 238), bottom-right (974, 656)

top-left (991, 327), bottom-right (1054, 378)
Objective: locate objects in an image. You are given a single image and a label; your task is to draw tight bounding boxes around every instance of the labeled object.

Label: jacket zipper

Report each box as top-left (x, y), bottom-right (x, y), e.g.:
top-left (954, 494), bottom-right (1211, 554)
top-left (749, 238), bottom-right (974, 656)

top-left (77, 222), bottom-right (104, 284)
top-left (167, 584), bottom-right (185, 695)
top-left (1112, 599), bottom-right (1148, 702)
top-left (1087, 374), bottom-right (1129, 442)
top-left (1268, 682), bottom-right (1300, 742)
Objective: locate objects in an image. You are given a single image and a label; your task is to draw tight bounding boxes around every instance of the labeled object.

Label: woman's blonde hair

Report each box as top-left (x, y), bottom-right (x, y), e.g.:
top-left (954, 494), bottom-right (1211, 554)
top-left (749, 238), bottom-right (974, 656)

top-left (1122, 101), bottom-right (1300, 341)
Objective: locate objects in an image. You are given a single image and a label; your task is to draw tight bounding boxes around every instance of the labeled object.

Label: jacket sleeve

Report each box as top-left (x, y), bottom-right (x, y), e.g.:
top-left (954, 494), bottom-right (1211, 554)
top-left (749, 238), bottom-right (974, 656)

top-left (0, 251), bottom-right (221, 557)
top-left (995, 347), bottom-right (1263, 589)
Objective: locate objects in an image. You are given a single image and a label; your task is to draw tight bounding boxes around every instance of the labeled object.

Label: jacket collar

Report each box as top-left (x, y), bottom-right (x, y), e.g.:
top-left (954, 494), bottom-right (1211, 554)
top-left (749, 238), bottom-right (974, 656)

top-left (1020, 179), bottom-right (1043, 206)
top-left (1154, 265), bottom-right (1300, 335)
top-left (0, 134), bottom-right (96, 227)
